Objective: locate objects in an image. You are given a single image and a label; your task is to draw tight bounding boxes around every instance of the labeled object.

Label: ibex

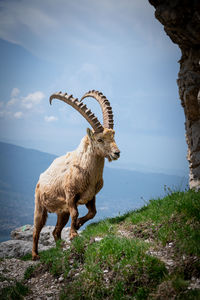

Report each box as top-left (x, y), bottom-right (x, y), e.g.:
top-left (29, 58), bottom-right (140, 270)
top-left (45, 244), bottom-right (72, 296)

top-left (32, 90), bottom-right (120, 260)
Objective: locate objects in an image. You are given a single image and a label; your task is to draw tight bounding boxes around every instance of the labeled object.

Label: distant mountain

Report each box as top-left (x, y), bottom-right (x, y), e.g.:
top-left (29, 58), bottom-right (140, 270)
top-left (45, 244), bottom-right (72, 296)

top-left (0, 141), bottom-right (188, 241)
top-left (0, 142), bottom-right (57, 241)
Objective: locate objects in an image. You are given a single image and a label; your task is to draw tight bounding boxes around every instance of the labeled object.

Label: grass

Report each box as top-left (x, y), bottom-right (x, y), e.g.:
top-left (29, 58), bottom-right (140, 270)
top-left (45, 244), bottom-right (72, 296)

top-left (23, 265), bottom-right (37, 280)
top-left (60, 235), bottom-right (167, 299)
top-left (39, 240), bottom-right (71, 277)
top-left (4, 189), bottom-right (199, 299)
top-left (0, 282), bottom-right (29, 300)
top-left (20, 253), bottom-right (32, 261)
top-left (34, 189), bottom-right (199, 299)
top-left (126, 189), bottom-right (200, 256)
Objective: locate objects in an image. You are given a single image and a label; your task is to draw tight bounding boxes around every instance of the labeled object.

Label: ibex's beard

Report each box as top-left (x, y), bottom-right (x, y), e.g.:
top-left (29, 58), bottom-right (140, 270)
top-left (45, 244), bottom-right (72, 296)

top-left (106, 154), bottom-right (119, 162)
top-left (106, 155), bottom-right (112, 162)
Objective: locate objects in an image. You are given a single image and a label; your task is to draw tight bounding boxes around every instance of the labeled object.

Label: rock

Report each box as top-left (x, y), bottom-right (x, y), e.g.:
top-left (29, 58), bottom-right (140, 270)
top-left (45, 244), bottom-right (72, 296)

top-left (94, 237), bottom-right (103, 242)
top-left (58, 275), bottom-right (64, 282)
top-left (0, 225), bottom-right (71, 258)
top-left (188, 277), bottom-right (200, 290)
top-left (0, 258), bottom-right (38, 290)
top-left (149, 0), bottom-right (200, 190)
top-left (11, 224), bottom-right (33, 241)
top-left (11, 225), bottom-right (71, 245)
top-left (0, 240), bottom-right (45, 258)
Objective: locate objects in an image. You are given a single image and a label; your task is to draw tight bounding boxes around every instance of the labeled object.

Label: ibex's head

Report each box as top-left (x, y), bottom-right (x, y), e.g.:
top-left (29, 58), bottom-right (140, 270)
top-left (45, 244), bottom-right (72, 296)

top-left (87, 128), bottom-right (120, 161)
top-left (49, 90), bottom-right (120, 161)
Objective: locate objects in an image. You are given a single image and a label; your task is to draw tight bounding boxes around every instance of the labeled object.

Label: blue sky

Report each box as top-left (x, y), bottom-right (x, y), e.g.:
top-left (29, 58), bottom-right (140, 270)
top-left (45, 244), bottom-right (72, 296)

top-left (0, 0), bottom-right (188, 175)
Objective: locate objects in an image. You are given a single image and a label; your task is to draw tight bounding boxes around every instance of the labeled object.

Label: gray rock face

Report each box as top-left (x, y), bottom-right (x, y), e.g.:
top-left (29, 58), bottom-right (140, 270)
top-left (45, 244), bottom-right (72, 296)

top-left (149, 0), bottom-right (200, 189)
top-left (0, 258), bottom-right (39, 290)
top-left (0, 225), bottom-right (71, 258)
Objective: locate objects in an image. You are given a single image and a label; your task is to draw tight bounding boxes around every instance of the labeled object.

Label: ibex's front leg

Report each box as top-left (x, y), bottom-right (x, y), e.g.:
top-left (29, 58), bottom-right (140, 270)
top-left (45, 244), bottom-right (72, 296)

top-left (75, 196), bottom-right (96, 230)
top-left (69, 195), bottom-right (79, 240)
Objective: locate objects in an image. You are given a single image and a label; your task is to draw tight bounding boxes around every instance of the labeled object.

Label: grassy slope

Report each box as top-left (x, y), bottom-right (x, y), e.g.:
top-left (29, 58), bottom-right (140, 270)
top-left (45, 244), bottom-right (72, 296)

top-left (1, 189), bottom-right (200, 299)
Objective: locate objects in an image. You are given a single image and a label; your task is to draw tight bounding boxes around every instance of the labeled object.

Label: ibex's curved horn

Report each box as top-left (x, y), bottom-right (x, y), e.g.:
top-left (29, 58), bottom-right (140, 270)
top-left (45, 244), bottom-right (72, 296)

top-left (49, 92), bottom-right (104, 133)
top-left (81, 90), bottom-right (114, 129)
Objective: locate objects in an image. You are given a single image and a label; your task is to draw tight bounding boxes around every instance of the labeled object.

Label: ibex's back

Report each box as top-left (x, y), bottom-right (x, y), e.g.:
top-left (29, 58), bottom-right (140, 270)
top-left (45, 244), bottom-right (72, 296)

top-left (32, 90), bottom-right (120, 260)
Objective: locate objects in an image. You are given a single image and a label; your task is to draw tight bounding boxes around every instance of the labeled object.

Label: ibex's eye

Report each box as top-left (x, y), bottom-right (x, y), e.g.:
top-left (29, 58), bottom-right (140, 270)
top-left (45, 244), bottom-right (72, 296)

top-left (97, 138), bottom-right (103, 143)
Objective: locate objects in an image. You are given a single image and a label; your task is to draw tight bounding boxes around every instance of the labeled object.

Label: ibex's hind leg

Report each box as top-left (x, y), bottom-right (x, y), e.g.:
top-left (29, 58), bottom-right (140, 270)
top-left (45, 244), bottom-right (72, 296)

top-left (76, 196), bottom-right (96, 229)
top-left (52, 212), bottom-right (70, 242)
top-left (32, 200), bottom-right (47, 260)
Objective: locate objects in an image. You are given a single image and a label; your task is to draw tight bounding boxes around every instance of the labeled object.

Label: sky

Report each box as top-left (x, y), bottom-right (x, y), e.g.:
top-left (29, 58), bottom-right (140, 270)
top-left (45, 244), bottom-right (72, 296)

top-left (0, 0), bottom-right (189, 175)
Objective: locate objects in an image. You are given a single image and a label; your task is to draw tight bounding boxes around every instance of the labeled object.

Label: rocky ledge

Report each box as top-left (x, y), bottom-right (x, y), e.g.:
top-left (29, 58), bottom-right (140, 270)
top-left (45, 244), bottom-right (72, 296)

top-left (0, 225), bottom-right (71, 259)
top-left (0, 225), bottom-right (78, 299)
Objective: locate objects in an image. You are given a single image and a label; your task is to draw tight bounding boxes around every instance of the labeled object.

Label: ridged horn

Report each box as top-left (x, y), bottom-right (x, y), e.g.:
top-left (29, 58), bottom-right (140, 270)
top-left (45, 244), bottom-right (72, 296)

top-left (81, 90), bottom-right (114, 129)
top-left (49, 92), bottom-right (104, 133)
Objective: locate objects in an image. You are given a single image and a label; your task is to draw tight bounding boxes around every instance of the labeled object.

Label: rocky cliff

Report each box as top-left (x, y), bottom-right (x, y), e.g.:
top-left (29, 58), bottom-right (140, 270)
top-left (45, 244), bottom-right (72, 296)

top-left (149, 0), bottom-right (200, 189)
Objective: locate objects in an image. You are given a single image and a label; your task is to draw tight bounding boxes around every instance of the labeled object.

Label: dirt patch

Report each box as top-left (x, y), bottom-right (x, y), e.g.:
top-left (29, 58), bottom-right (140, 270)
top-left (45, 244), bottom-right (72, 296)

top-left (0, 258), bottom-right (38, 290)
top-left (24, 264), bottom-right (63, 300)
top-left (150, 280), bottom-right (177, 300)
top-left (117, 221), bottom-right (162, 241)
top-left (0, 258), bottom-right (65, 300)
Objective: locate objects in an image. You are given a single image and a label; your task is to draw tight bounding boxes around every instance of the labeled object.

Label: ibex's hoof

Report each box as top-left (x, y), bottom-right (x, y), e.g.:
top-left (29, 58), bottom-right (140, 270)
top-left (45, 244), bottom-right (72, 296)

top-left (53, 233), bottom-right (61, 242)
top-left (32, 253), bottom-right (40, 261)
top-left (70, 231), bottom-right (78, 240)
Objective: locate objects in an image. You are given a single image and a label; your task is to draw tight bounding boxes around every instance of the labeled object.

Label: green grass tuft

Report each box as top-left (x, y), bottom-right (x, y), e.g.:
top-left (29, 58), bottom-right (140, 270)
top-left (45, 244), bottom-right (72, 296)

top-left (0, 282), bottom-right (29, 300)
top-left (20, 253), bottom-right (32, 261)
top-left (81, 219), bottom-right (116, 239)
top-left (125, 189), bottom-right (200, 256)
top-left (39, 241), bottom-right (70, 277)
top-left (23, 265), bottom-right (37, 280)
top-left (61, 235), bottom-right (167, 299)
top-left (178, 289), bottom-right (200, 300)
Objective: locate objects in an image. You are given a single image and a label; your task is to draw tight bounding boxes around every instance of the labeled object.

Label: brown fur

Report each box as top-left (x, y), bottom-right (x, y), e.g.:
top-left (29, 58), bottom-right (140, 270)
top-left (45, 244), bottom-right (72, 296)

top-left (32, 128), bottom-right (120, 260)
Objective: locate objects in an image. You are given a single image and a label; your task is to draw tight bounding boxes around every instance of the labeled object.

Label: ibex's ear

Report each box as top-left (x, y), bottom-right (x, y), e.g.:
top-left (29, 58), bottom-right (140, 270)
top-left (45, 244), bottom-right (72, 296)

top-left (87, 128), bottom-right (94, 140)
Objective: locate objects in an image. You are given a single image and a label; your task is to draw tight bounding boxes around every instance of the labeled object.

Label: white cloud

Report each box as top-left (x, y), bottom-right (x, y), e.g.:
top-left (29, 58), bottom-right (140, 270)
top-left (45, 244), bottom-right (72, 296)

top-left (7, 97), bottom-right (18, 107)
top-left (0, 0), bottom-right (173, 62)
top-left (0, 89), bottom-right (45, 119)
top-left (14, 111), bottom-right (23, 119)
top-left (44, 115), bottom-right (57, 122)
top-left (11, 87), bottom-right (20, 97)
top-left (22, 91), bottom-right (45, 109)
